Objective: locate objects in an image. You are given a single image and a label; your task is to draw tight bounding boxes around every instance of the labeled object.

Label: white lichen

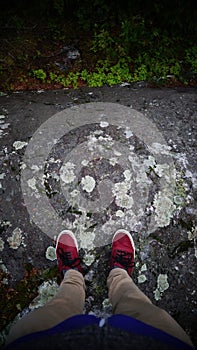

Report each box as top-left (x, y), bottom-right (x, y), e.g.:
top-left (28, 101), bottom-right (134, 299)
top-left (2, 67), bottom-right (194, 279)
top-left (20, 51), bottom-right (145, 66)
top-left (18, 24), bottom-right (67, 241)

top-left (48, 157), bottom-right (61, 164)
top-left (20, 162), bottom-right (27, 170)
top-left (81, 175), bottom-right (96, 193)
top-left (148, 142), bottom-right (172, 155)
top-left (174, 176), bottom-right (187, 206)
top-left (29, 280), bottom-right (59, 309)
top-left (109, 157), bottom-right (117, 166)
top-left (27, 178), bottom-right (37, 191)
top-left (1, 220), bottom-right (11, 227)
top-left (7, 228), bottom-right (23, 250)
top-left (81, 159), bottom-right (89, 166)
top-left (50, 172), bottom-right (59, 181)
top-left (87, 134), bottom-right (113, 152)
top-left (115, 210), bottom-right (124, 217)
top-left (114, 150), bottom-right (122, 156)
top-left (45, 246), bottom-right (56, 261)
top-left (113, 182), bottom-right (133, 209)
top-left (154, 163), bottom-right (171, 178)
top-left (138, 274), bottom-right (147, 283)
top-left (87, 134), bottom-right (98, 151)
top-left (188, 227), bottom-right (197, 259)
top-left (0, 237), bottom-right (4, 251)
top-left (128, 153), bottom-right (151, 185)
top-left (60, 162), bottom-right (76, 184)
top-left (188, 226), bottom-right (197, 241)
top-left (143, 156), bottom-right (156, 171)
top-left (116, 193), bottom-right (133, 209)
top-left (84, 269), bottom-right (94, 282)
top-left (83, 253), bottom-right (95, 266)
top-left (94, 130), bottom-right (103, 136)
top-left (154, 274), bottom-right (169, 300)
top-left (153, 192), bottom-right (175, 227)
top-left (124, 169), bottom-right (132, 181)
top-left (0, 115), bottom-right (10, 138)
top-left (61, 219), bottom-right (73, 231)
top-left (102, 298), bottom-right (112, 309)
top-left (140, 263), bottom-right (147, 272)
top-left (13, 141), bottom-right (28, 150)
top-left (136, 171), bottom-right (150, 184)
top-left (98, 135), bottom-right (113, 149)
top-left (2, 278), bottom-right (8, 285)
top-left (124, 127), bottom-right (133, 139)
top-left (137, 264), bottom-right (147, 283)
top-left (185, 169), bottom-right (197, 189)
top-left (0, 260), bottom-right (8, 273)
top-left (70, 189), bottom-right (80, 198)
top-left (31, 165), bottom-right (40, 172)
top-left (79, 230), bottom-right (95, 249)
top-left (100, 121), bottom-right (109, 128)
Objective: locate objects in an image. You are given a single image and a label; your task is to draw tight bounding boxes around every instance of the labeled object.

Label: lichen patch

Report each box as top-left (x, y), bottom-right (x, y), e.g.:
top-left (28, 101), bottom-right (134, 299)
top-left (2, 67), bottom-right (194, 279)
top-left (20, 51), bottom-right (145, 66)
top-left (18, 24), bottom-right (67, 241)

top-left (124, 127), bottom-right (133, 139)
top-left (81, 175), bottom-right (96, 193)
top-left (27, 178), bottom-right (37, 191)
top-left (0, 259), bottom-right (8, 273)
top-left (154, 274), bottom-right (169, 300)
top-left (29, 280), bottom-right (59, 309)
top-left (83, 253), bottom-right (95, 266)
top-left (109, 157), bottom-right (117, 166)
top-left (100, 121), bottom-right (109, 128)
top-left (115, 210), bottom-right (124, 217)
top-left (0, 115), bottom-right (10, 138)
top-left (113, 181), bottom-right (133, 209)
top-left (60, 162), bottom-right (76, 184)
top-left (188, 227), bottom-right (197, 258)
top-left (79, 230), bottom-right (95, 249)
top-left (13, 141), bottom-right (28, 150)
top-left (153, 193), bottom-right (175, 227)
top-left (7, 228), bottom-right (23, 250)
top-left (81, 159), bottom-right (89, 166)
top-left (148, 142), bottom-right (172, 155)
top-left (0, 237), bottom-right (4, 251)
top-left (45, 246), bottom-right (56, 261)
top-left (138, 274), bottom-right (147, 283)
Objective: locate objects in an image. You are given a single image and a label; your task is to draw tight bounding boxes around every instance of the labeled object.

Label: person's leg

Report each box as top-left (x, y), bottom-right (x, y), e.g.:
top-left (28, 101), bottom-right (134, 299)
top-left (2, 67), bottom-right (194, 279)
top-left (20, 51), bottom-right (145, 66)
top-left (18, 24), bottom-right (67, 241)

top-left (7, 270), bottom-right (85, 345)
top-left (107, 268), bottom-right (193, 346)
top-left (108, 229), bottom-right (194, 347)
top-left (6, 230), bottom-right (85, 345)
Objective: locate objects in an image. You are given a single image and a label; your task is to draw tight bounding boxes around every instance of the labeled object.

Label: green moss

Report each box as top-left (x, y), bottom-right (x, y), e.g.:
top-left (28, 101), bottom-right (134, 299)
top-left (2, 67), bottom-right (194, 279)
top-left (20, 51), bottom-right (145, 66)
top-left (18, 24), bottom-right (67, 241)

top-left (174, 177), bottom-right (187, 206)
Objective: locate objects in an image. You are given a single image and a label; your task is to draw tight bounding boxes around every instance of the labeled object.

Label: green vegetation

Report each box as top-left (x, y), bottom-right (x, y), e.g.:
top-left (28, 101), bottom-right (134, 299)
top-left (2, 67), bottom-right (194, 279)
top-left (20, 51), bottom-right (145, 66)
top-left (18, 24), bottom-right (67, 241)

top-left (0, 0), bottom-right (196, 91)
top-left (31, 69), bottom-right (47, 83)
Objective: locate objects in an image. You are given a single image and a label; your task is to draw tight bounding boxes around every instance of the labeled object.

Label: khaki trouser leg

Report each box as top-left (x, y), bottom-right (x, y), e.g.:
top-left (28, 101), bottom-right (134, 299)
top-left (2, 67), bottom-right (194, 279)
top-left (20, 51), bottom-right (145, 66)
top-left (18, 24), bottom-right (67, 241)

top-left (107, 268), bottom-right (194, 347)
top-left (6, 270), bottom-right (85, 345)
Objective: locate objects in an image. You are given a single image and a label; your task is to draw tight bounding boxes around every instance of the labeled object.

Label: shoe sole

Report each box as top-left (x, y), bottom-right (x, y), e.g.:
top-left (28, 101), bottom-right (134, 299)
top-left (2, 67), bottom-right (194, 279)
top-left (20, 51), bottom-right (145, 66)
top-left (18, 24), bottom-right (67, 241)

top-left (55, 230), bottom-right (79, 253)
top-left (112, 229), bottom-right (135, 259)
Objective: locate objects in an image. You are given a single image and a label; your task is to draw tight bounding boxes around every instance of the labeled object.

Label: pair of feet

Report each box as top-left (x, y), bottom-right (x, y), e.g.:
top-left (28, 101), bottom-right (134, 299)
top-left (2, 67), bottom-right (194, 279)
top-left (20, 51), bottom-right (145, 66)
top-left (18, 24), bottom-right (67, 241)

top-left (56, 229), bottom-right (135, 277)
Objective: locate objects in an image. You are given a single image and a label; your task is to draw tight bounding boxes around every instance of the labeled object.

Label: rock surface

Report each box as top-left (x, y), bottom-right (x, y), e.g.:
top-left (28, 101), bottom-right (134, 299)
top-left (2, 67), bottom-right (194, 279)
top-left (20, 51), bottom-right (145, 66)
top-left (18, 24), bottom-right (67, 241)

top-left (0, 85), bottom-right (196, 346)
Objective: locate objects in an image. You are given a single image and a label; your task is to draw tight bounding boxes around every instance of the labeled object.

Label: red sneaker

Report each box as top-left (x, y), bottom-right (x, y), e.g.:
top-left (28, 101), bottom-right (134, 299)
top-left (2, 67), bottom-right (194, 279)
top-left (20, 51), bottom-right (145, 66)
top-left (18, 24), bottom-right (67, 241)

top-left (56, 230), bottom-right (82, 276)
top-left (110, 229), bottom-right (135, 276)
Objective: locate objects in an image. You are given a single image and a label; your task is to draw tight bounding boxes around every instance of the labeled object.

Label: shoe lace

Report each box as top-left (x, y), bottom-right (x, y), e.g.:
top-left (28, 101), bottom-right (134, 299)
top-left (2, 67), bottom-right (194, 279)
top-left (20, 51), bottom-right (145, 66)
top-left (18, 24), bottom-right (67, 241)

top-left (113, 249), bottom-right (135, 269)
top-left (57, 247), bottom-right (81, 269)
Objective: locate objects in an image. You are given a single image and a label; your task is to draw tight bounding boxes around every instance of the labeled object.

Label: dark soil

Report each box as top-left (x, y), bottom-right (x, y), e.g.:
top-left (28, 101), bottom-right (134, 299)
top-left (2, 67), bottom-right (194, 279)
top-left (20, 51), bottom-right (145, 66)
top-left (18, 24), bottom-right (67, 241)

top-left (0, 19), bottom-right (97, 91)
top-left (0, 19), bottom-right (196, 92)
